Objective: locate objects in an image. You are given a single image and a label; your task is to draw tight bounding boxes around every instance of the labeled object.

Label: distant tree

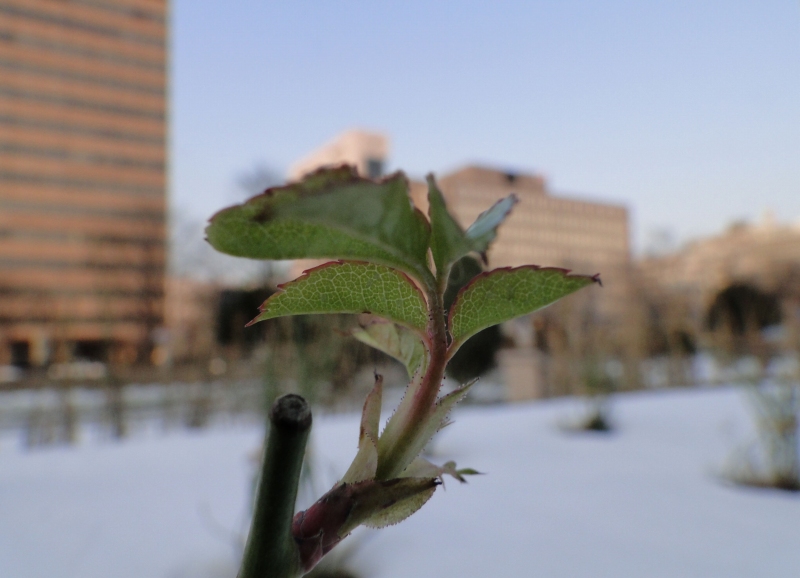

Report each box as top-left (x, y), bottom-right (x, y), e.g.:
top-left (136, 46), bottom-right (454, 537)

top-left (170, 163), bottom-right (285, 284)
top-left (236, 163), bottom-right (282, 198)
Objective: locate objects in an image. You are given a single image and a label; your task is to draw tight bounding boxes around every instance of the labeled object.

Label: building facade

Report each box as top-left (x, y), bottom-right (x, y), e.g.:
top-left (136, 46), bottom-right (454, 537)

top-left (0, 0), bottom-right (168, 367)
top-left (288, 129), bottom-right (388, 182)
top-left (638, 215), bottom-right (800, 339)
top-left (437, 166), bottom-right (631, 318)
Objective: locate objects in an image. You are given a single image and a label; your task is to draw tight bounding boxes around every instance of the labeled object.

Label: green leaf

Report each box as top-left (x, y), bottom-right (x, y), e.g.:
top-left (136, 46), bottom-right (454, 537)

top-left (341, 375), bottom-right (382, 484)
top-left (377, 378), bottom-right (476, 479)
top-left (206, 166), bottom-right (432, 282)
top-left (401, 457), bottom-right (483, 484)
top-left (248, 261), bottom-right (429, 333)
top-left (465, 194), bottom-right (518, 257)
top-left (427, 175), bottom-right (517, 274)
top-left (448, 266), bottom-right (600, 353)
top-left (345, 478), bottom-right (438, 531)
top-left (427, 175), bottom-right (472, 275)
top-left (350, 317), bottom-right (428, 378)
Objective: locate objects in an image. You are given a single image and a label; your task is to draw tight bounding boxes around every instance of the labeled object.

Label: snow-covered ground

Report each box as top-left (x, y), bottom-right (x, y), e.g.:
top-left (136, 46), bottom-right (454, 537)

top-left (1, 386), bottom-right (798, 578)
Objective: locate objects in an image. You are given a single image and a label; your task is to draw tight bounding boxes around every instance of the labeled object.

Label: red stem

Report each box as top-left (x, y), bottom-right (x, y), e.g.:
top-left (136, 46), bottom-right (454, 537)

top-left (374, 278), bottom-right (449, 480)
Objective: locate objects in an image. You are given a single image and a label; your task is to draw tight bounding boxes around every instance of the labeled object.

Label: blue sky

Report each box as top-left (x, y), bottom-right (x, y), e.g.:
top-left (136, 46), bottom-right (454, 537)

top-left (170, 0), bottom-right (800, 252)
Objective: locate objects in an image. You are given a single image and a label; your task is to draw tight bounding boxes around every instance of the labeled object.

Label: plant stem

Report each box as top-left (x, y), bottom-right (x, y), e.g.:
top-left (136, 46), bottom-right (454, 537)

top-left (239, 394), bottom-right (311, 578)
top-left (375, 283), bottom-right (449, 479)
top-left (412, 283), bottom-right (449, 419)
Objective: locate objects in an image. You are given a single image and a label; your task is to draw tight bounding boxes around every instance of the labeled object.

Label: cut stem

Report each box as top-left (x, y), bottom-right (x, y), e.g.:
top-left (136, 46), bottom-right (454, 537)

top-left (239, 394), bottom-right (312, 578)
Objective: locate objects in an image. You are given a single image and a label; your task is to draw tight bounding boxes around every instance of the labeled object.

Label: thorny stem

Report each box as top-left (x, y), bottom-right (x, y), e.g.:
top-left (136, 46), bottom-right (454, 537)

top-left (375, 276), bottom-right (450, 479)
top-left (239, 394), bottom-right (311, 578)
top-left (287, 262), bottom-right (454, 570)
top-left (416, 269), bottom-right (451, 416)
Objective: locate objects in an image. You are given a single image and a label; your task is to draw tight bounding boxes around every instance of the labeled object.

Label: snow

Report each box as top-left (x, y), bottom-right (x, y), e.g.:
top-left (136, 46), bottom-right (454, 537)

top-left (1, 386), bottom-right (799, 578)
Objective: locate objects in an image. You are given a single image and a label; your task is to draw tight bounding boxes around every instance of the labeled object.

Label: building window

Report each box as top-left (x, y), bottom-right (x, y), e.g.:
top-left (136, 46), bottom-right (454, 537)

top-left (10, 341), bottom-right (30, 368)
top-left (366, 158), bottom-right (384, 179)
top-left (73, 340), bottom-right (108, 362)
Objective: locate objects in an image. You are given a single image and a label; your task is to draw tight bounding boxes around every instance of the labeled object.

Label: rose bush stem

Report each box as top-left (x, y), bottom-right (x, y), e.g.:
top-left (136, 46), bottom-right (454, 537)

top-left (239, 394), bottom-right (312, 578)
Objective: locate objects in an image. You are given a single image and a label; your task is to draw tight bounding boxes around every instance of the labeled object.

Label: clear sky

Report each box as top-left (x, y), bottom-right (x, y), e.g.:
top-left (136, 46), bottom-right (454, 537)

top-left (170, 0), bottom-right (800, 253)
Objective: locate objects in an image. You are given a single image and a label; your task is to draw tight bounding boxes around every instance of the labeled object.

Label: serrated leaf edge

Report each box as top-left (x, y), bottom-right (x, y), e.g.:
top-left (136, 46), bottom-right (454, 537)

top-left (207, 166), bottom-right (435, 284)
top-left (246, 260), bottom-right (429, 334)
top-left (341, 375), bottom-right (383, 484)
top-left (447, 265), bottom-right (601, 352)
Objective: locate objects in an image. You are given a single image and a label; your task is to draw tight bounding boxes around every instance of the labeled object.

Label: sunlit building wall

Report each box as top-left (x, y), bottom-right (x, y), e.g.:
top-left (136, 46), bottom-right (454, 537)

top-left (438, 166), bottom-right (631, 319)
top-left (639, 215), bottom-right (800, 330)
top-left (0, 0), bottom-right (168, 366)
top-left (288, 129), bottom-right (388, 182)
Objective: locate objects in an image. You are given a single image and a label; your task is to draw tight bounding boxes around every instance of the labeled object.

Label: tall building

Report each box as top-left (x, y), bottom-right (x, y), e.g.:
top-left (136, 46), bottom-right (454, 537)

top-left (0, 0), bottom-right (168, 367)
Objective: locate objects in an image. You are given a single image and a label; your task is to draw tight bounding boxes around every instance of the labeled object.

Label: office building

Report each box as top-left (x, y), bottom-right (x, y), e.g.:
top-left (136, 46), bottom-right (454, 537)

top-left (0, 0), bottom-right (168, 367)
top-left (438, 166), bottom-right (630, 314)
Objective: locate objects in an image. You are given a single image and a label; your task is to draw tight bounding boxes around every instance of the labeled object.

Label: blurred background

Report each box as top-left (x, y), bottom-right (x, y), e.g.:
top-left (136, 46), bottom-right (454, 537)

top-left (0, 1), bottom-right (799, 577)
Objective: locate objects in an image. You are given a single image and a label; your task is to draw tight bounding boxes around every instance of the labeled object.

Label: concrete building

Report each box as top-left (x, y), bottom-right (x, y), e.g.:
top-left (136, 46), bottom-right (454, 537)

top-left (288, 129), bottom-right (388, 181)
top-left (438, 166), bottom-right (630, 316)
top-left (639, 214), bottom-right (800, 339)
top-left (0, 0), bottom-right (168, 367)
